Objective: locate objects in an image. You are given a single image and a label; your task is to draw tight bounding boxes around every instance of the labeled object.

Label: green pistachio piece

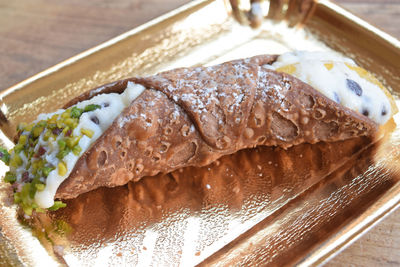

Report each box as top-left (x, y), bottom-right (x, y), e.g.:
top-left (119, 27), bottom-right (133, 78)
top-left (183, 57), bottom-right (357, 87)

top-left (48, 201), bottom-right (67, 211)
top-left (38, 121), bottom-right (47, 127)
top-left (84, 104), bottom-right (101, 112)
top-left (61, 111), bottom-right (71, 119)
top-left (56, 121), bottom-right (64, 129)
top-left (32, 160), bottom-right (45, 176)
top-left (81, 128), bottom-right (94, 138)
top-left (23, 206), bottom-right (33, 216)
top-left (35, 183), bottom-right (45, 191)
top-left (30, 178), bottom-right (41, 198)
top-left (56, 148), bottom-right (70, 160)
top-left (72, 145), bottom-right (82, 156)
top-left (66, 136), bottom-right (81, 148)
top-left (58, 139), bottom-right (66, 150)
top-left (65, 118), bottom-right (76, 128)
top-left (35, 207), bottom-right (46, 213)
top-left (32, 159), bottom-right (44, 171)
top-left (62, 126), bottom-right (70, 135)
top-left (29, 137), bottom-right (38, 147)
top-left (32, 126), bottom-right (44, 138)
top-left (10, 154), bottom-right (22, 167)
top-left (20, 183), bottom-right (31, 205)
top-left (48, 114), bottom-right (59, 123)
top-left (29, 185), bottom-right (37, 199)
top-left (43, 130), bottom-right (51, 141)
top-left (25, 124), bottom-right (34, 132)
top-left (42, 166), bottom-right (55, 177)
top-left (58, 162), bottom-right (67, 176)
top-left (0, 147), bottom-right (10, 165)
top-left (70, 107), bottom-right (83, 118)
top-left (13, 143), bottom-right (24, 154)
top-left (13, 192), bottom-right (21, 204)
top-left (48, 123), bottom-right (57, 129)
top-left (17, 122), bottom-right (27, 132)
top-left (4, 172), bottom-right (16, 183)
top-left (18, 135), bottom-right (27, 145)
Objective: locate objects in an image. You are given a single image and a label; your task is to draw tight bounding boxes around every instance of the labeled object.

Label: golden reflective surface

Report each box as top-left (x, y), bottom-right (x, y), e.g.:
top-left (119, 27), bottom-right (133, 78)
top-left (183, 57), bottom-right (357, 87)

top-left (28, 137), bottom-right (374, 266)
top-left (0, 0), bottom-right (400, 266)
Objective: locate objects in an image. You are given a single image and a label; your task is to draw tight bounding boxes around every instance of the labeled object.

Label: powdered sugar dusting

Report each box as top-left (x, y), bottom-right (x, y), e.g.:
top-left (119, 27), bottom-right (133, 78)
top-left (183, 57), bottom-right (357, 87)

top-left (118, 114), bottom-right (138, 128)
top-left (158, 61), bottom-right (256, 123)
top-left (88, 82), bottom-right (117, 97)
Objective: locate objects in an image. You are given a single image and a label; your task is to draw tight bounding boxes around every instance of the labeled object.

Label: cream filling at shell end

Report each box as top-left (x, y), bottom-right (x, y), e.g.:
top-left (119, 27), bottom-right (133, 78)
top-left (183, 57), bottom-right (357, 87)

top-left (33, 82), bottom-right (145, 208)
top-left (267, 51), bottom-right (394, 125)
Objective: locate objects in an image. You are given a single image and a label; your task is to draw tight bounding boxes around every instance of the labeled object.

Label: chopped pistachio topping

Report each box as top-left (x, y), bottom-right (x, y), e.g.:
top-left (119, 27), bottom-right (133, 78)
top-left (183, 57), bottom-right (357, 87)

top-left (2, 103), bottom-right (103, 214)
top-left (84, 104), bottom-right (101, 112)
top-left (35, 183), bottom-right (45, 191)
top-left (70, 107), bottom-right (83, 118)
top-left (72, 145), bottom-right (82, 156)
top-left (0, 147), bottom-right (10, 165)
top-left (48, 201), bottom-right (67, 211)
top-left (10, 154), bottom-right (22, 168)
top-left (81, 128), bottom-right (94, 138)
top-left (1, 82), bottom-right (146, 214)
top-left (32, 125), bottom-right (44, 138)
top-left (58, 162), bottom-right (67, 176)
top-left (42, 166), bottom-right (55, 177)
top-left (58, 139), bottom-right (66, 150)
top-left (4, 172), bottom-right (16, 183)
top-left (66, 136), bottom-right (81, 148)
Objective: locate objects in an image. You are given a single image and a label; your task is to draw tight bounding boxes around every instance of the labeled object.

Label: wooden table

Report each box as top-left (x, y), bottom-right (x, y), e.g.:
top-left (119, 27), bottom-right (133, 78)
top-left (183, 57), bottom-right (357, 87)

top-left (0, 0), bottom-right (399, 265)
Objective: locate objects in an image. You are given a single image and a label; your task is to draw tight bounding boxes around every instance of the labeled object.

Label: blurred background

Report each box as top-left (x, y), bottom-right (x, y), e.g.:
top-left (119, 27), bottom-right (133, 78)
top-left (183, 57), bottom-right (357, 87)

top-left (1, 0), bottom-right (399, 92)
top-left (0, 0), bottom-right (399, 266)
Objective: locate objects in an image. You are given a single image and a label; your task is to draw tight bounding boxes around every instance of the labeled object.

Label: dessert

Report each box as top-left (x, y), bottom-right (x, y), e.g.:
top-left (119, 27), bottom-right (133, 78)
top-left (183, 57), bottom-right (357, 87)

top-left (1, 51), bottom-right (396, 215)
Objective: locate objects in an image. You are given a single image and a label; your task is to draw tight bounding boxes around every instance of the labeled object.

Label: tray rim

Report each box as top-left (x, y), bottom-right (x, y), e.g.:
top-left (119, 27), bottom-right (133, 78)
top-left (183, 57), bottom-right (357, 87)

top-left (321, 0), bottom-right (400, 48)
top-left (300, 1), bottom-right (400, 265)
top-left (1, 0), bottom-right (400, 265)
top-left (301, 180), bottom-right (400, 266)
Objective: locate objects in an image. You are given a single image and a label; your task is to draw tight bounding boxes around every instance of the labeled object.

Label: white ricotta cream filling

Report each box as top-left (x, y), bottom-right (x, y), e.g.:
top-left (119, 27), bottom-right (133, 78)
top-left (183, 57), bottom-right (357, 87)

top-left (11, 82), bottom-right (145, 208)
top-left (267, 51), bottom-right (393, 125)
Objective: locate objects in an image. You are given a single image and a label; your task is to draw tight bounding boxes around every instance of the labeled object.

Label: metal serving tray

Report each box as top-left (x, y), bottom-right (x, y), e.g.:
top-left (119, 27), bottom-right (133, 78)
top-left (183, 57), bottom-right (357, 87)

top-left (0, 0), bottom-right (399, 266)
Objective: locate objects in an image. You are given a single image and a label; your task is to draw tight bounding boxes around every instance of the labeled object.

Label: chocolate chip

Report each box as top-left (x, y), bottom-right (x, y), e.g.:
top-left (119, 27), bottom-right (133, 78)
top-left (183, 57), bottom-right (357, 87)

top-left (333, 92), bottom-right (340, 103)
top-left (90, 116), bottom-right (100, 125)
top-left (382, 105), bottom-right (388, 116)
top-left (52, 128), bottom-right (62, 136)
top-left (37, 146), bottom-right (46, 156)
top-left (22, 172), bottom-right (30, 183)
top-left (34, 146), bottom-right (46, 158)
top-left (103, 102), bottom-right (110, 107)
top-left (362, 109), bottom-right (369, 117)
top-left (346, 79), bottom-right (363, 96)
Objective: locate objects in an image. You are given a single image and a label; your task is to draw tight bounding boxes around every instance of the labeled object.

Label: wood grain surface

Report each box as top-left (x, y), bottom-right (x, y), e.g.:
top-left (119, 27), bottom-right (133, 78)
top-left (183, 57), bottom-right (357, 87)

top-left (0, 0), bottom-right (399, 266)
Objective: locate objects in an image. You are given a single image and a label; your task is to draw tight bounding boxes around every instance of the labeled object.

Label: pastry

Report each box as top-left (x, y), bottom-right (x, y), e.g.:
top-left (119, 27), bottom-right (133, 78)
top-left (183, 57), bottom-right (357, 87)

top-left (1, 52), bottom-right (396, 215)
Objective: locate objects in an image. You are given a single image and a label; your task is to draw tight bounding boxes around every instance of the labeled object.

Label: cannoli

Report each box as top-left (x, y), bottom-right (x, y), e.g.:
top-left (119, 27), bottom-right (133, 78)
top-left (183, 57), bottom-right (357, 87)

top-left (1, 51), bottom-right (397, 215)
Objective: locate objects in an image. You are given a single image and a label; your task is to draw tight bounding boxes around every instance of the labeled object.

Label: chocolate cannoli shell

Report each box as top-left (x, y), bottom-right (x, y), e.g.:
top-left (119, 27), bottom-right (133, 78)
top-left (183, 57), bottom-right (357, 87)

top-left (56, 55), bottom-right (377, 199)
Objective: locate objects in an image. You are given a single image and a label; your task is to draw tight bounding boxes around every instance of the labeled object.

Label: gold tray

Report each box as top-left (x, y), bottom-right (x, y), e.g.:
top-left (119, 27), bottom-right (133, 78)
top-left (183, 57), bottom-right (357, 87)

top-left (1, 0), bottom-right (400, 266)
